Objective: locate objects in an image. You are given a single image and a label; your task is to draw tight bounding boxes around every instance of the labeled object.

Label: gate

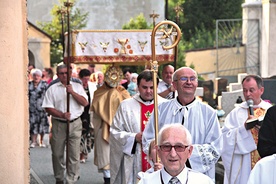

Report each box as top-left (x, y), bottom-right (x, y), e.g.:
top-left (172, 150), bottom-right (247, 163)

top-left (216, 19), bottom-right (260, 77)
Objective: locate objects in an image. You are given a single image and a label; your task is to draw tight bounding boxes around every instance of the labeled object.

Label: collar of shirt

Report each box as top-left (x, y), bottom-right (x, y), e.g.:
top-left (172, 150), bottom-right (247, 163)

top-left (172, 97), bottom-right (197, 115)
top-left (161, 167), bottom-right (188, 184)
top-left (132, 93), bottom-right (154, 105)
top-left (239, 100), bottom-right (271, 109)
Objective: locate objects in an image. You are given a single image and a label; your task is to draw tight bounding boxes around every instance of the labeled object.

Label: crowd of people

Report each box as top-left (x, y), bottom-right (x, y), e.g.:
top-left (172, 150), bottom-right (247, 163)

top-left (28, 63), bottom-right (276, 184)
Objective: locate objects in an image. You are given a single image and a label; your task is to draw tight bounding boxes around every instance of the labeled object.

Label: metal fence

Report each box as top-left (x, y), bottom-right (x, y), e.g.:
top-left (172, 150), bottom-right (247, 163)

top-left (216, 19), bottom-right (260, 77)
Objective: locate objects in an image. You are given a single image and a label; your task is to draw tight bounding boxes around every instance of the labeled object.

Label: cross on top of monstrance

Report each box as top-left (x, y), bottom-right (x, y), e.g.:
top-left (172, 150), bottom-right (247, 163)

top-left (57, 6), bottom-right (66, 18)
top-left (174, 4), bottom-right (183, 19)
top-left (150, 10), bottom-right (160, 26)
top-left (64, 0), bottom-right (73, 9)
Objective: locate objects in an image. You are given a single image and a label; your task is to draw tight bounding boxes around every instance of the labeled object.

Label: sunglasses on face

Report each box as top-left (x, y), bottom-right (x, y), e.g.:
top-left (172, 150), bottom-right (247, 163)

top-left (159, 144), bottom-right (189, 152)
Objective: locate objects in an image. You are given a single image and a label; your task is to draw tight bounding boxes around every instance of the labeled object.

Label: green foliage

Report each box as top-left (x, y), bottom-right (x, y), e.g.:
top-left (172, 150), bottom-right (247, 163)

top-left (165, 0), bottom-right (187, 70)
top-left (37, 0), bottom-right (89, 66)
top-left (182, 0), bottom-right (243, 42)
top-left (167, 0), bottom-right (185, 25)
top-left (183, 24), bottom-right (216, 50)
top-left (166, 0), bottom-right (243, 53)
top-left (122, 13), bottom-right (152, 29)
top-left (175, 39), bottom-right (186, 68)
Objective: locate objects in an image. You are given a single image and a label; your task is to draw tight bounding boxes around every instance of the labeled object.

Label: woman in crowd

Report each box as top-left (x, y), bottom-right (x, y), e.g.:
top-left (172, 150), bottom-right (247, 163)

top-left (42, 67), bottom-right (54, 84)
top-left (79, 69), bottom-right (97, 163)
top-left (29, 68), bottom-right (49, 147)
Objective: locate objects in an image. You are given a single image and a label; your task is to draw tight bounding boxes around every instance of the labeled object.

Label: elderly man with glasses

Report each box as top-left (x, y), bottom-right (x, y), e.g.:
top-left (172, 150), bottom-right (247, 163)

top-left (143, 67), bottom-right (222, 182)
top-left (42, 64), bottom-right (88, 184)
top-left (139, 124), bottom-right (214, 184)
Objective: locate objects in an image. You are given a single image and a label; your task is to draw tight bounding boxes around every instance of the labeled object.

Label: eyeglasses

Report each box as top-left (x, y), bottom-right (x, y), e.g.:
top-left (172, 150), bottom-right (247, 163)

top-left (177, 76), bottom-right (197, 82)
top-left (159, 144), bottom-right (189, 152)
top-left (58, 72), bottom-right (68, 75)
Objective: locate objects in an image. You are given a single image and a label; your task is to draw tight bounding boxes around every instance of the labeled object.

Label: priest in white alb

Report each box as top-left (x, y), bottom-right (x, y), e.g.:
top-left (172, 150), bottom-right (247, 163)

top-left (247, 154), bottom-right (276, 184)
top-left (143, 67), bottom-right (222, 182)
top-left (221, 75), bottom-right (272, 184)
top-left (110, 70), bottom-right (167, 184)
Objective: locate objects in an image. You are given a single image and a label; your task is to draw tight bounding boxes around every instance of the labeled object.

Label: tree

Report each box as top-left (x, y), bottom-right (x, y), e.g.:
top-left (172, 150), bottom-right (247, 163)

top-left (37, 0), bottom-right (89, 66)
top-left (167, 0), bottom-right (185, 26)
top-left (122, 13), bottom-right (152, 30)
top-left (166, 0), bottom-right (243, 50)
top-left (182, 0), bottom-right (243, 42)
top-left (166, 0), bottom-right (187, 70)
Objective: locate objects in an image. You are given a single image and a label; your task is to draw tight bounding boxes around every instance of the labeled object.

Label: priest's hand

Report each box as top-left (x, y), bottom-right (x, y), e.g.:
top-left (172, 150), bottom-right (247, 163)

top-left (135, 132), bottom-right (142, 144)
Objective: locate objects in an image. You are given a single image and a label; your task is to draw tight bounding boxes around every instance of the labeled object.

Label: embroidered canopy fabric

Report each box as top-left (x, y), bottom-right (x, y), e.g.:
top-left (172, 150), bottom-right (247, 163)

top-left (64, 30), bottom-right (175, 65)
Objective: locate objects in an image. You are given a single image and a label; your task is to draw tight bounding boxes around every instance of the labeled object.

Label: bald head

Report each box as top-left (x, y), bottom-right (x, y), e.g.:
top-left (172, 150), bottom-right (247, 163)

top-left (173, 67), bottom-right (197, 81)
top-left (158, 124), bottom-right (192, 145)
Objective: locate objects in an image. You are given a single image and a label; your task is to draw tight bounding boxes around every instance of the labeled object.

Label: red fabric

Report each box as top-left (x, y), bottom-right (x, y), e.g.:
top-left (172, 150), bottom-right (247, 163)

top-left (140, 102), bottom-right (154, 172)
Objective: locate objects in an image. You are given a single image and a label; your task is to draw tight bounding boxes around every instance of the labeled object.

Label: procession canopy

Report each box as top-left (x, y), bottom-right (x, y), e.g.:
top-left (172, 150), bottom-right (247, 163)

top-left (64, 29), bottom-right (176, 65)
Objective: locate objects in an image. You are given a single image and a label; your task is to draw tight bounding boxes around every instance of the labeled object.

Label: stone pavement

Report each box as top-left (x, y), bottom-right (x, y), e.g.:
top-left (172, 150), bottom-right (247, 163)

top-left (30, 143), bottom-right (103, 184)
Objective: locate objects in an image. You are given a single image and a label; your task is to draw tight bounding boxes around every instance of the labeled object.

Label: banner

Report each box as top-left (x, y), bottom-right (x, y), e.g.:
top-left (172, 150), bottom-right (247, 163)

top-left (64, 30), bottom-right (175, 65)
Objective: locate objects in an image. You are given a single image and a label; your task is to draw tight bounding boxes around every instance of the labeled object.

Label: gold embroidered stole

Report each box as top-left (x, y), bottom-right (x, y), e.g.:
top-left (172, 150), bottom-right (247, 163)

top-left (249, 108), bottom-right (266, 169)
top-left (140, 102), bottom-right (154, 172)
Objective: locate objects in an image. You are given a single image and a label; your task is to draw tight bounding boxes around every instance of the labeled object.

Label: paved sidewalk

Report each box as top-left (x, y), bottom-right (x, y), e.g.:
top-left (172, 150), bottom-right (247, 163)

top-left (30, 144), bottom-right (103, 184)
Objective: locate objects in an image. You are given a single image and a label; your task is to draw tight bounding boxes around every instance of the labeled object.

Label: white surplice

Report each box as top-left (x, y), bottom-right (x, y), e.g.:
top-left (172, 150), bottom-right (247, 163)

top-left (247, 154), bottom-right (276, 184)
top-left (142, 98), bottom-right (222, 181)
top-left (138, 166), bottom-right (214, 184)
top-left (221, 100), bottom-right (272, 184)
top-left (110, 94), bottom-right (167, 184)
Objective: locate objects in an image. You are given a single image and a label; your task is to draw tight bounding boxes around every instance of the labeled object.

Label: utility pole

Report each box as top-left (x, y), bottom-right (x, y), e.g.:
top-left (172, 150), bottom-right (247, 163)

top-left (165, 0), bottom-right (168, 20)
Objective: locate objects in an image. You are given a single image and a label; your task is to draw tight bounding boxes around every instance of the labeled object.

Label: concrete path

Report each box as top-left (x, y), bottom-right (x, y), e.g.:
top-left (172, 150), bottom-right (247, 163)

top-left (30, 135), bottom-right (104, 184)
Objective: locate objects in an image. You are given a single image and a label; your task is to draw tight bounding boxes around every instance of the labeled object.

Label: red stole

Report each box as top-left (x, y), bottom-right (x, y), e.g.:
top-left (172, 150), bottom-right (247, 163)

top-left (249, 108), bottom-right (266, 169)
top-left (140, 102), bottom-right (154, 172)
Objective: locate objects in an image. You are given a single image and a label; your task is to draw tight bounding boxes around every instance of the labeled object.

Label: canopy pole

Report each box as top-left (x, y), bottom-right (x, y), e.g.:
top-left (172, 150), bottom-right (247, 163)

top-left (64, 0), bottom-right (73, 171)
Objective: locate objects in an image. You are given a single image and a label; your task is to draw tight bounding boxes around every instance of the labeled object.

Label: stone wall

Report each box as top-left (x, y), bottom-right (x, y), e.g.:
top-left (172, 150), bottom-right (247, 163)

top-left (0, 0), bottom-right (29, 183)
top-left (27, 0), bottom-right (165, 29)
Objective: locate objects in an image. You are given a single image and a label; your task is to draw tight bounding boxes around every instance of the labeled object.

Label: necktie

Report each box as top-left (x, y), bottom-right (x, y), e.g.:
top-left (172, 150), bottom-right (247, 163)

top-left (165, 84), bottom-right (173, 99)
top-left (169, 177), bottom-right (180, 184)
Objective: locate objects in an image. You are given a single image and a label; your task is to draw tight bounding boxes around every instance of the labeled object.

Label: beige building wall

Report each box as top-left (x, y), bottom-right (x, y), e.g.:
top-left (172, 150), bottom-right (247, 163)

top-left (185, 47), bottom-right (244, 81)
top-left (0, 0), bottom-right (29, 183)
top-left (185, 49), bottom-right (217, 81)
top-left (28, 23), bottom-right (51, 69)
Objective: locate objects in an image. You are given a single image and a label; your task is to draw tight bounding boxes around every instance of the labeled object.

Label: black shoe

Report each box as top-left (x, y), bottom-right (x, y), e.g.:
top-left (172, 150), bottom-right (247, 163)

top-left (104, 177), bottom-right (110, 184)
top-left (56, 181), bottom-right (63, 184)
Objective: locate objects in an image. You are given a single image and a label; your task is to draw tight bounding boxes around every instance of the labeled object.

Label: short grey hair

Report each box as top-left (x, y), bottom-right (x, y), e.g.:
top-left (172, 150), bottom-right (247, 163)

top-left (31, 68), bottom-right (42, 77)
top-left (56, 63), bottom-right (67, 74)
top-left (158, 124), bottom-right (192, 145)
